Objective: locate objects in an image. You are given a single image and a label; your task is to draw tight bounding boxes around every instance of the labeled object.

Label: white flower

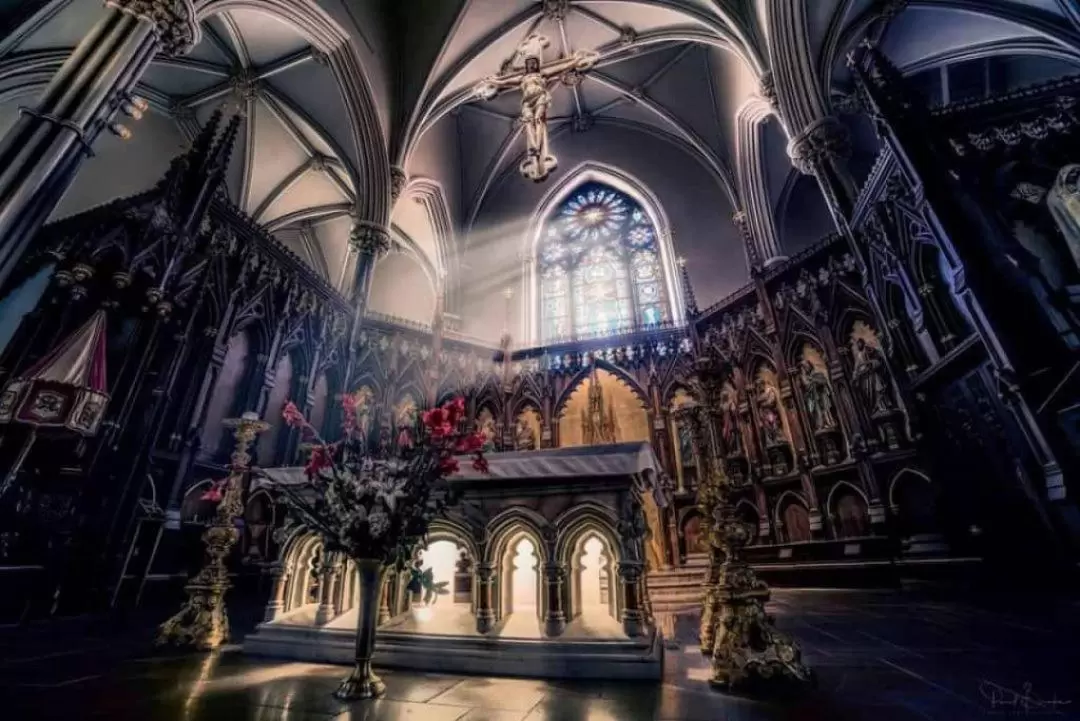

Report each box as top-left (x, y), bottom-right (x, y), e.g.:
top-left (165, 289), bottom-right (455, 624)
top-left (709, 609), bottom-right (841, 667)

top-left (375, 478), bottom-right (409, 513)
top-left (368, 510), bottom-right (390, 538)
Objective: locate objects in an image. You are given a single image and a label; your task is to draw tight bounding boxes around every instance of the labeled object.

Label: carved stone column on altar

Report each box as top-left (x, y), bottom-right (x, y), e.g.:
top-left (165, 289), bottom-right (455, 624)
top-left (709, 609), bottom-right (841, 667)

top-left (314, 554), bottom-right (341, 625)
top-left (475, 563), bottom-right (496, 633)
top-left (617, 561), bottom-right (646, 637)
top-left (264, 565), bottom-right (290, 622)
top-left (377, 573), bottom-right (392, 625)
top-left (543, 562), bottom-right (567, 636)
top-left (0, 0), bottom-right (200, 290)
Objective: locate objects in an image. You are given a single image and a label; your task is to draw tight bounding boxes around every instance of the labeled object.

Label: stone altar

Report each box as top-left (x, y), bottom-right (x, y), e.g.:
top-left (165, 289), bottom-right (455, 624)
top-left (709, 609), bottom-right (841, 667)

top-left (244, 442), bottom-right (670, 680)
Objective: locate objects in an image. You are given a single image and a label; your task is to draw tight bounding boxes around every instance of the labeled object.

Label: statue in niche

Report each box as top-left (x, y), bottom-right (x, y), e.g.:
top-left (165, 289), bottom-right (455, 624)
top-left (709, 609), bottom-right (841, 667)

top-left (798, 354), bottom-right (837, 432)
top-left (852, 338), bottom-right (894, 416)
top-left (754, 374), bottom-right (784, 447)
top-left (718, 382), bottom-right (741, 454)
top-left (476, 409), bottom-right (498, 452)
top-left (515, 416), bottom-right (536, 450)
top-left (394, 395), bottom-right (417, 449)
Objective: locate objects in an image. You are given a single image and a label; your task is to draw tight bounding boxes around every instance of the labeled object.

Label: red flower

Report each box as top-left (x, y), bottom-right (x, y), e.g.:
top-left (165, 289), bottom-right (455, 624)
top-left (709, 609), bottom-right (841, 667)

top-left (282, 401), bottom-right (306, 428)
top-left (471, 455), bottom-right (489, 474)
top-left (200, 479), bottom-right (225, 502)
top-left (439, 455), bottom-right (460, 475)
top-left (304, 445), bottom-right (333, 478)
top-left (456, 431), bottom-right (484, 454)
top-left (444, 397), bottom-right (466, 424)
top-left (340, 394), bottom-right (358, 433)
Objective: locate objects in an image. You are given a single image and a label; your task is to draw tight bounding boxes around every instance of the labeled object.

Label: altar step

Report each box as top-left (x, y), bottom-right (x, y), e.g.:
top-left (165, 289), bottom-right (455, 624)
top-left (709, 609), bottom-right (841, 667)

top-left (245, 611), bottom-right (664, 681)
top-left (647, 555), bottom-right (708, 614)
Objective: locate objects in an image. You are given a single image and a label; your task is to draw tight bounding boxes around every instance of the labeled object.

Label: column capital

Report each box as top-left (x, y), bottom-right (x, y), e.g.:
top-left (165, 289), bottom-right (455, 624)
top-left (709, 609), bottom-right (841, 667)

top-left (106, 0), bottom-right (200, 56)
top-left (757, 71), bottom-right (778, 110)
top-left (787, 116), bottom-right (851, 176)
top-left (348, 219), bottom-right (391, 257)
top-left (390, 166), bottom-right (408, 203)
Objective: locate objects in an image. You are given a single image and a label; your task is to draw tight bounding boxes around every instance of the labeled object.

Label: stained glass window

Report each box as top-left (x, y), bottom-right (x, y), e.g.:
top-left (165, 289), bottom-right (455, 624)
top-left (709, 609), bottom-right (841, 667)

top-left (538, 182), bottom-right (670, 342)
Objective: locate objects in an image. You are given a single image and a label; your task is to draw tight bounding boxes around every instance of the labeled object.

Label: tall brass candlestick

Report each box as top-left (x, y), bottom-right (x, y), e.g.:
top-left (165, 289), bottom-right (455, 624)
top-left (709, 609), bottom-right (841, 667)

top-left (677, 355), bottom-right (813, 691)
top-left (157, 412), bottom-right (268, 649)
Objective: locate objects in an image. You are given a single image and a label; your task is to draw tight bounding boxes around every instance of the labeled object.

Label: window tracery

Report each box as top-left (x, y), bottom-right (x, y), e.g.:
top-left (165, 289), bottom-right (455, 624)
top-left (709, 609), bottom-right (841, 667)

top-left (538, 182), bottom-right (671, 342)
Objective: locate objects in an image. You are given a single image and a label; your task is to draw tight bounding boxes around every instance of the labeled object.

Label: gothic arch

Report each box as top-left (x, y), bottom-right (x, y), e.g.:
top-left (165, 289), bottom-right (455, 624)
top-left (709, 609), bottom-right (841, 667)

top-left (773, 490), bottom-right (810, 526)
top-left (888, 468), bottom-right (934, 509)
top-left (553, 359), bottom-right (648, 417)
top-left (522, 162), bottom-right (686, 344)
top-left (825, 480), bottom-right (870, 515)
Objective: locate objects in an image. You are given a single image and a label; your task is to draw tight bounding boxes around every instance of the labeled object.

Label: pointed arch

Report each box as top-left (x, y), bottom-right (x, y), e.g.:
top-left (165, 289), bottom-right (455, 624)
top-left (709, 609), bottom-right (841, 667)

top-left (553, 359), bottom-right (648, 417)
top-left (523, 162), bottom-right (686, 344)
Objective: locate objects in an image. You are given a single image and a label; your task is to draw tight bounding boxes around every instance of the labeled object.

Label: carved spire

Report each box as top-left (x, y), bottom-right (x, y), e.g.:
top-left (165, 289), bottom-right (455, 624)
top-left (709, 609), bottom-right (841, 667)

top-left (677, 256), bottom-right (698, 317)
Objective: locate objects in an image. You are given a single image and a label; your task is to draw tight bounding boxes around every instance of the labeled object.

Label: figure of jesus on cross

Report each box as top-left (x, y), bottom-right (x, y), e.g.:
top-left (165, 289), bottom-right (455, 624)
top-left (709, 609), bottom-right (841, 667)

top-left (475, 35), bottom-right (599, 183)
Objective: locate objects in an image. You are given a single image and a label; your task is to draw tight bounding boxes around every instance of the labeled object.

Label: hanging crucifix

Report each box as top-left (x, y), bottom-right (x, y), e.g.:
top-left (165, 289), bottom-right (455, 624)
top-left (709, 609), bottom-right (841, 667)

top-left (474, 35), bottom-right (599, 183)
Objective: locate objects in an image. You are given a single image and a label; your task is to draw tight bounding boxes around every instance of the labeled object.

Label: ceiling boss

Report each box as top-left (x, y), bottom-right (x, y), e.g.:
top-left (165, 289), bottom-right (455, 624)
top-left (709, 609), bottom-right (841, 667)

top-left (474, 34), bottom-right (599, 183)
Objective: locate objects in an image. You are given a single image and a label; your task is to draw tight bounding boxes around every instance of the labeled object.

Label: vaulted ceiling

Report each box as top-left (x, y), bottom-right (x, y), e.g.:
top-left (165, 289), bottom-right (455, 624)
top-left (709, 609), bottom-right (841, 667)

top-left (1, 0), bottom-right (1078, 335)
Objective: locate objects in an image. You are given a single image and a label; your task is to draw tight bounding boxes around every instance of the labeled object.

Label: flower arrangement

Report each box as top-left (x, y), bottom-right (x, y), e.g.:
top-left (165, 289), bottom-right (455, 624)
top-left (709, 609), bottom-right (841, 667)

top-left (275, 394), bottom-right (487, 571)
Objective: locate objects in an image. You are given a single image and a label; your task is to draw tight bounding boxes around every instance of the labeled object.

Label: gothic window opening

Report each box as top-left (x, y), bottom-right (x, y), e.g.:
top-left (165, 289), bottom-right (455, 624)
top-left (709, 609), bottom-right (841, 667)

top-left (538, 182), bottom-right (672, 342)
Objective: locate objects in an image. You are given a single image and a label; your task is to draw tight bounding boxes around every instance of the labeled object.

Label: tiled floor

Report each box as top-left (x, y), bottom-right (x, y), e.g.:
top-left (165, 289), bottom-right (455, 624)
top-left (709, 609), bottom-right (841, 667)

top-left (1, 589), bottom-right (1078, 720)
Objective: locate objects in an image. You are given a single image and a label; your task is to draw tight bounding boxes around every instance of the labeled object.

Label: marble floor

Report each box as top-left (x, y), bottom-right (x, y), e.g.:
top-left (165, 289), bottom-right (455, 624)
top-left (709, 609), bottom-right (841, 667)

top-left (1, 589), bottom-right (1079, 720)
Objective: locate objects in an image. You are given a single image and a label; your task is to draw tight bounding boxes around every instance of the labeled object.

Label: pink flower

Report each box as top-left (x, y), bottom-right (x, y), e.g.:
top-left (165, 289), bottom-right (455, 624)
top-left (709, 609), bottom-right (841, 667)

top-left (282, 401), bottom-right (306, 428)
top-left (304, 445), bottom-right (333, 479)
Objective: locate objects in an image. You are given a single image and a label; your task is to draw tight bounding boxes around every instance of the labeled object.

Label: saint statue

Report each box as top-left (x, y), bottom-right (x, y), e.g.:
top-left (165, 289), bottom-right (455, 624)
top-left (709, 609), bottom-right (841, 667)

top-left (799, 359), bottom-right (837, 431)
top-left (852, 338), bottom-right (894, 415)
top-left (515, 416), bottom-right (536, 450)
top-left (754, 376), bottom-right (784, 447)
top-left (477, 413), bottom-right (498, 453)
top-left (475, 35), bottom-right (599, 182)
top-left (719, 383), bottom-right (741, 454)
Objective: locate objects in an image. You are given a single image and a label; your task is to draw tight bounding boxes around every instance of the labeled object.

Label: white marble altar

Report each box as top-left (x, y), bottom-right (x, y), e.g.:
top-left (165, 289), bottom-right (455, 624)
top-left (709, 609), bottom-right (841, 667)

top-left (244, 443), bottom-right (670, 680)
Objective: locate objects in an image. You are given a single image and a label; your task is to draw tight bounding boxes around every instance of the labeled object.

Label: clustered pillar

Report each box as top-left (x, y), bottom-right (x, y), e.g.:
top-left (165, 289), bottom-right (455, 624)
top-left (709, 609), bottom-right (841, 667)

top-left (618, 561), bottom-right (646, 637)
top-left (474, 563), bottom-right (496, 633)
top-left (542, 562), bottom-right (566, 636)
top-left (0, 0), bottom-right (200, 289)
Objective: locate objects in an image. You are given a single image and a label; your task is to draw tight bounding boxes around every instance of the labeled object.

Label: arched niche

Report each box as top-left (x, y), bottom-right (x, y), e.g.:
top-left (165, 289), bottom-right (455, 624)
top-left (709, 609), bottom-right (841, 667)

top-left (486, 514), bottom-right (549, 633)
top-left (258, 352), bottom-right (296, 467)
top-left (889, 469), bottom-right (939, 539)
top-left (280, 534), bottom-right (324, 615)
top-left (681, 510), bottom-right (707, 556)
top-left (513, 405), bottom-right (542, 450)
top-left (242, 489), bottom-right (276, 562)
top-left (828, 482), bottom-right (871, 539)
top-left (199, 331), bottom-right (253, 457)
top-left (735, 501), bottom-right (761, 546)
top-left (668, 388), bottom-right (698, 493)
top-left (556, 513), bottom-right (622, 626)
top-left (557, 367), bottom-right (649, 447)
top-left (776, 492), bottom-right (812, 544)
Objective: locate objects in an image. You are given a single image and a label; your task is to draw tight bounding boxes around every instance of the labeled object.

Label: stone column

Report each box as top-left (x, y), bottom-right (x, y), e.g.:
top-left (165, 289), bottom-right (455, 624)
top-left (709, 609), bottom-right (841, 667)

top-left (378, 576), bottom-right (392, 626)
top-left (542, 562), bottom-right (567, 636)
top-left (474, 563), bottom-right (496, 633)
top-left (314, 559), bottom-right (339, 626)
top-left (263, 566), bottom-right (290, 622)
top-left (618, 561), bottom-right (646, 637)
top-left (0, 0), bottom-right (199, 290)
top-left (343, 218), bottom-right (391, 388)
